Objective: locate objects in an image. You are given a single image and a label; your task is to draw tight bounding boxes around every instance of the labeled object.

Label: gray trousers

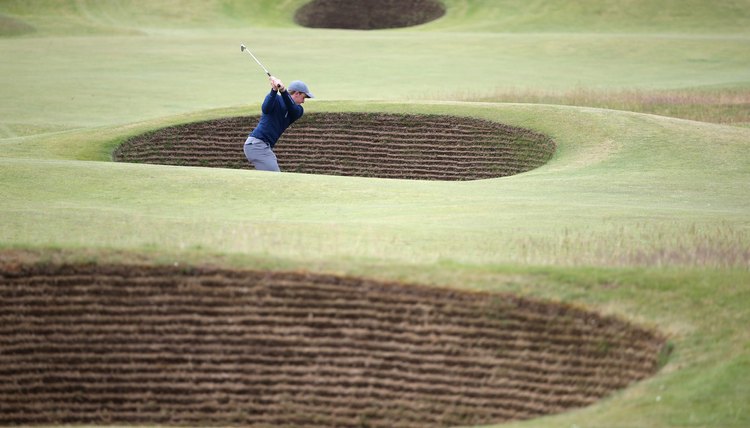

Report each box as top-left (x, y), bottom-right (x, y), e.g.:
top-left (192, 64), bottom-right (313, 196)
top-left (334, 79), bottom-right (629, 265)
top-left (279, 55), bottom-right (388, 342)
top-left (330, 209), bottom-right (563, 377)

top-left (244, 136), bottom-right (280, 172)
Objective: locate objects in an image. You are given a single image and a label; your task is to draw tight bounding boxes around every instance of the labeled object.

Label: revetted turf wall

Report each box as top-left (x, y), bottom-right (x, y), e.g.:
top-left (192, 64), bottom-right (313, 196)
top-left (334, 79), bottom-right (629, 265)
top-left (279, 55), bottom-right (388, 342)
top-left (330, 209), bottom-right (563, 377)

top-left (0, 263), bottom-right (667, 427)
top-left (114, 113), bottom-right (556, 181)
top-left (294, 0), bottom-right (446, 30)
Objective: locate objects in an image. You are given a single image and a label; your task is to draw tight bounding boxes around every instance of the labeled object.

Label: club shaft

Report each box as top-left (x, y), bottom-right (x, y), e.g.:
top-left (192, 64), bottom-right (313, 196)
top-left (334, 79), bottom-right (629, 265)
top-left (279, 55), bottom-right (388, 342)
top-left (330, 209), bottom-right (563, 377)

top-left (241, 44), bottom-right (271, 76)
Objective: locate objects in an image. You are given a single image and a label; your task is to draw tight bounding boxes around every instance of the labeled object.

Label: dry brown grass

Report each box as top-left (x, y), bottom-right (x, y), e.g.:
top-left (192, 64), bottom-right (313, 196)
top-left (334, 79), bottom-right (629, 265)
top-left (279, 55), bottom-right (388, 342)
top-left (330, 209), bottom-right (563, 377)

top-left (475, 88), bottom-right (750, 125)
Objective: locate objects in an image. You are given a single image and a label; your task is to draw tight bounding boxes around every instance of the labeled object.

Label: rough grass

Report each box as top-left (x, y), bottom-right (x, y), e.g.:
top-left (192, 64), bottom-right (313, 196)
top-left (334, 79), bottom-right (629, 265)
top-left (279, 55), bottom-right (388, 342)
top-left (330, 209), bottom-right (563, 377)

top-left (0, 13), bottom-right (34, 36)
top-left (434, 0), bottom-right (750, 33)
top-left (467, 87), bottom-right (750, 125)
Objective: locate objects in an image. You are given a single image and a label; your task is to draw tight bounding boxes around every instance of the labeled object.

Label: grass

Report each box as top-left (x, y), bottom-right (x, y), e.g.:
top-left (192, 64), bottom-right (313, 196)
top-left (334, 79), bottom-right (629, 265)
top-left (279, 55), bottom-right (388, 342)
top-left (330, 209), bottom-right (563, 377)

top-left (1, 1), bottom-right (749, 427)
top-left (0, 13), bottom-right (34, 36)
top-left (1, 12), bottom-right (749, 132)
top-left (432, 0), bottom-right (750, 34)
top-left (0, 0), bottom-right (304, 35)
top-left (466, 87), bottom-right (750, 125)
top-left (2, 101), bottom-right (747, 268)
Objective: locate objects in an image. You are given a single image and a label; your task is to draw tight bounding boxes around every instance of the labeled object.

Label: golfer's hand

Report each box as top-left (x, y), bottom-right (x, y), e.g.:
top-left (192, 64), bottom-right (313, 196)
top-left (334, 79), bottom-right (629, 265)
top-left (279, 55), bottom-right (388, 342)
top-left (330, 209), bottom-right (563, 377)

top-left (270, 76), bottom-right (285, 92)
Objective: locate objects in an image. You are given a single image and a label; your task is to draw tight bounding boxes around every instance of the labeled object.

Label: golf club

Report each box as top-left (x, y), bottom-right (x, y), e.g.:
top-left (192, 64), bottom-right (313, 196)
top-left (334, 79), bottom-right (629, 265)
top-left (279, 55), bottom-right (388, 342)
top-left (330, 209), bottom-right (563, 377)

top-left (241, 44), bottom-right (283, 90)
top-left (240, 44), bottom-right (271, 77)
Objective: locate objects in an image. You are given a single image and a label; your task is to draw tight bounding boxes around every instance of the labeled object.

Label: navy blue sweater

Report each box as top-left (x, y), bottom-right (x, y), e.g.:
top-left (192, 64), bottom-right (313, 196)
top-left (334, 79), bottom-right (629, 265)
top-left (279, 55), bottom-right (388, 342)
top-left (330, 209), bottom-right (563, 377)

top-left (250, 89), bottom-right (304, 148)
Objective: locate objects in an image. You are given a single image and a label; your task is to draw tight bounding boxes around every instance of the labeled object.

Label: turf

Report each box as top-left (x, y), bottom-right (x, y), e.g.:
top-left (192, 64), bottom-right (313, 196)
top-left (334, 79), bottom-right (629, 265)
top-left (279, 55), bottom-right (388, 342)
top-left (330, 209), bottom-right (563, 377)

top-left (1, 1), bottom-right (749, 427)
top-left (1, 9), bottom-right (749, 131)
top-left (2, 101), bottom-right (748, 267)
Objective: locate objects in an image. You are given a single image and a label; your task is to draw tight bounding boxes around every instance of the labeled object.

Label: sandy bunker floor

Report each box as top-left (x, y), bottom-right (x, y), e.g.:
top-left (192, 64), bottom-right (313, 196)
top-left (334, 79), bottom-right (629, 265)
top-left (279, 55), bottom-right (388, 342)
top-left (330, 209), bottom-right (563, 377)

top-left (114, 113), bottom-right (556, 181)
top-left (0, 261), bottom-right (667, 427)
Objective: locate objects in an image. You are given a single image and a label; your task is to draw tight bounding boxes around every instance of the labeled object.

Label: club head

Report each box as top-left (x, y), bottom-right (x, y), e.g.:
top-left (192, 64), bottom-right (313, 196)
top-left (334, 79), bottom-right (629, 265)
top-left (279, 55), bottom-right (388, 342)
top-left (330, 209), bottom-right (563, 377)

top-left (240, 44), bottom-right (246, 52)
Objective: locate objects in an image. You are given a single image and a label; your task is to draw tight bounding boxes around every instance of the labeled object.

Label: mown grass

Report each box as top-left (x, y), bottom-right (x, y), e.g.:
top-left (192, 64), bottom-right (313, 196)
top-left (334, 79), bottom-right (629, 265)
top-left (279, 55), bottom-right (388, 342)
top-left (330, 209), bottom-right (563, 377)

top-left (5, 0), bottom-right (749, 35)
top-left (0, 0), bottom-right (303, 35)
top-left (1, 1), bottom-right (749, 427)
top-left (2, 101), bottom-right (747, 270)
top-left (1, 30), bottom-right (748, 135)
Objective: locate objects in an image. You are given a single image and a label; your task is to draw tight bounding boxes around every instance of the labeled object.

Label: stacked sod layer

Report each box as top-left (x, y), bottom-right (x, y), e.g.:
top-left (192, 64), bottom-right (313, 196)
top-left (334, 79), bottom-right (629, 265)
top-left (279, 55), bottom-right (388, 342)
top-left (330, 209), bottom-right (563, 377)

top-left (114, 113), bottom-right (556, 180)
top-left (0, 263), bottom-right (666, 427)
top-left (294, 0), bottom-right (446, 30)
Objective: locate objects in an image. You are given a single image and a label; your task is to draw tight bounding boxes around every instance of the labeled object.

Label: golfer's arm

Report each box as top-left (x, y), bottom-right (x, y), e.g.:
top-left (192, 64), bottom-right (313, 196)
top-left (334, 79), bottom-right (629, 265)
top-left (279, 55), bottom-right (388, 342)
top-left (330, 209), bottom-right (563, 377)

top-left (280, 91), bottom-right (303, 120)
top-left (261, 89), bottom-right (278, 114)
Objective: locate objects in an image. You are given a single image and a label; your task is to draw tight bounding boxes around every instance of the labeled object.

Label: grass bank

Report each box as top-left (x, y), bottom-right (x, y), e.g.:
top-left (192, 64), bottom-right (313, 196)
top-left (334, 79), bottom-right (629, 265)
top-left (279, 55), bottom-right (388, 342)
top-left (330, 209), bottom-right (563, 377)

top-left (1, 0), bottom-right (749, 427)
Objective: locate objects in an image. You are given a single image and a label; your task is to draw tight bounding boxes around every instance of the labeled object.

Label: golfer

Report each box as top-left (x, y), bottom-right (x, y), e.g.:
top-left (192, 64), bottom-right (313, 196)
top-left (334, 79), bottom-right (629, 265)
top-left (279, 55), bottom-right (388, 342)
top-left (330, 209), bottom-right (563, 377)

top-left (244, 76), bottom-right (314, 171)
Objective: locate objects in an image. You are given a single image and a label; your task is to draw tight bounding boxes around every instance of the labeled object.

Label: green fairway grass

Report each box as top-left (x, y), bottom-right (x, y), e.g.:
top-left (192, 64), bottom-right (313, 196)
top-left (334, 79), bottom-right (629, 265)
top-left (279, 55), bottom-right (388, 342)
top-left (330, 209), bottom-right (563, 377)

top-left (3, 101), bottom-right (748, 268)
top-left (1, 1), bottom-right (749, 427)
